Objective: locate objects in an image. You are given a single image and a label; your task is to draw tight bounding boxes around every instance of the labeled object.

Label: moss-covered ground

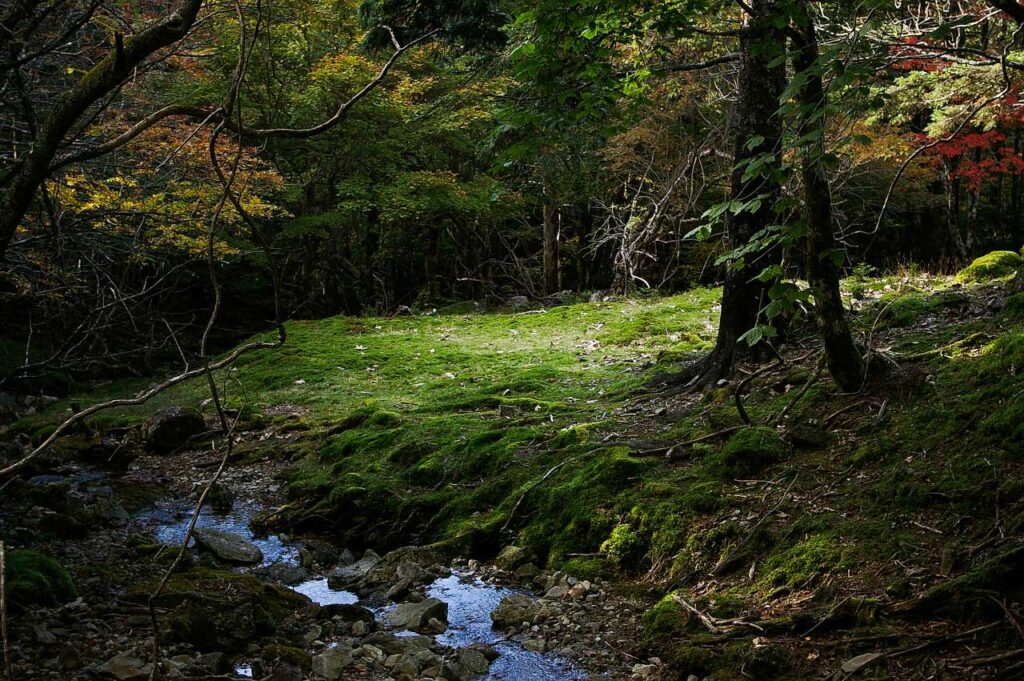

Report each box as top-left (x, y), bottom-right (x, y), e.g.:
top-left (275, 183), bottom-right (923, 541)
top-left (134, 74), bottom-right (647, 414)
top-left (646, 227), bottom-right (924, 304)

top-left (9, 263), bottom-right (1024, 678)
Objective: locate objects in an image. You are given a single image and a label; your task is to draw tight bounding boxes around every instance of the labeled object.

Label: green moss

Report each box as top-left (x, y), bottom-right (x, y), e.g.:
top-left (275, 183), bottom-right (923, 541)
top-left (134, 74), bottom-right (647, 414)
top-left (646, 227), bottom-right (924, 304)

top-left (759, 533), bottom-right (845, 595)
top-left (711, 426), bottom-right (790, 478)
top-left (601, 524), bottom-right (645, 568)
top-left (956, 250), bottom-right (1022, 284)
top-left (5, 550), bottom-right (77, 609)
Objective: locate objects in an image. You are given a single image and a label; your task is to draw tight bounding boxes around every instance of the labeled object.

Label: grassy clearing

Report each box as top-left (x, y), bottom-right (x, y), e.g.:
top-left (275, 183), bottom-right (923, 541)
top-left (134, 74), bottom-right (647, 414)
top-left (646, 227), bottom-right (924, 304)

top-left (11, 269), bottom-right (1024, 678)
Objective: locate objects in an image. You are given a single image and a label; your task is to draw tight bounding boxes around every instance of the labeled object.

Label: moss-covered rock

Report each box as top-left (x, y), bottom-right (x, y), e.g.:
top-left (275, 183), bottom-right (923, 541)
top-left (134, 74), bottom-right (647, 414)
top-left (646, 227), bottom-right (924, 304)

top-left (955, 250), bottom-right (1022, 284)
top-left (139, 567), bottom-right (310, 653)
top-left (5, 549), bottom-right (77, 609)
top-left (711, 426), bottom-right (789, 478)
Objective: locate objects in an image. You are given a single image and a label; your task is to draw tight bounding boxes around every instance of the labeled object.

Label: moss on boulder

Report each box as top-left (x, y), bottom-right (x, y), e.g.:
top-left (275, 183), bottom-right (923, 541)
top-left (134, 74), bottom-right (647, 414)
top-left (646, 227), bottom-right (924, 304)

top-left (5, 549), bottom-right (77, 609)
top-left (711, 426), bottom-right (789, 478)
top-left (955, 250), bottom-right (1022, 284)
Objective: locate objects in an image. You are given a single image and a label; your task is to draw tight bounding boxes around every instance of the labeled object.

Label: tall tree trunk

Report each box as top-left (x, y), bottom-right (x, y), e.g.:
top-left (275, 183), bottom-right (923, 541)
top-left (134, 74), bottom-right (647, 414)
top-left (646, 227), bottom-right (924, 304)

top-left (668, 0), bottom-right (786, 388)
top-left (542, 200), bottom-right (560, 295)
top-left (791, 1), bottom-right (864, 392)
top-left (942, 157), bottom-right (968, 259)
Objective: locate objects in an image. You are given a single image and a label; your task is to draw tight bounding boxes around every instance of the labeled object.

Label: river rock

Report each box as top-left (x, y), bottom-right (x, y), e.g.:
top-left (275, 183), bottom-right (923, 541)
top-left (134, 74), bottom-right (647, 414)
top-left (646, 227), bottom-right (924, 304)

top-left (95, 651), bottom-right (152, 681)
top-left (384, 597), bottom-right (448, 632)
top-left (259, 561), bottom-right (309, 585)
top-left (457, 647), bottom-right (492, 677)
top-left (142, 406), bottom-right (205, 453)
top-left (494, 545), bottom-right (535, 572)
top-left (192, 527), bottom-right (263, 564)
top-left (317, 603), bottom-right (375, 623)
top-left (327, 549), bottom-right (380, 589)
top-left (491, 594), bottom-right (553, 629)
top-left (311, 648), bottom-right (353, 679)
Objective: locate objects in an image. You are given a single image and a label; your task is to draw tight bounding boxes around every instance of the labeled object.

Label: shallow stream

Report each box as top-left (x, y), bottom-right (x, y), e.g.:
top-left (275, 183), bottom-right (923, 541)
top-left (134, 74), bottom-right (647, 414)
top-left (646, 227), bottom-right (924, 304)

top-left (141, 500), bottom-right (585, 680)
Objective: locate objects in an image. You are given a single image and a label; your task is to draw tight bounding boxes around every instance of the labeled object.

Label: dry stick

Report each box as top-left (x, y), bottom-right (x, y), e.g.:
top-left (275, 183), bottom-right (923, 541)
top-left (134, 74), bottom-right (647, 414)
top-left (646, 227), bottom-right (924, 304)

top-left (1, 541), bottom-right (11, 681)
top-left (633, 425), bottom-right (745, 459)
top-left (500, 452), bottom-right (592, 533)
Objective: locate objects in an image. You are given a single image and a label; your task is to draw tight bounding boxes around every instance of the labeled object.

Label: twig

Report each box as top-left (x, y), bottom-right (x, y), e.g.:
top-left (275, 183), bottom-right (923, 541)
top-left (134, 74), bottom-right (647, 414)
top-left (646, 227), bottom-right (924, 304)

top-left (501, 452), bottom-right (592, 532)
top-left (734, 359), bottom-right (784, 426)
top-left (0, 541), bottom-right (11, 681)
top-left (633, 425), bottom-right (745, 458)
top-left (670, 593), bottom-right (764, 634)
top-left (771, 352), bottom-right (825, 425)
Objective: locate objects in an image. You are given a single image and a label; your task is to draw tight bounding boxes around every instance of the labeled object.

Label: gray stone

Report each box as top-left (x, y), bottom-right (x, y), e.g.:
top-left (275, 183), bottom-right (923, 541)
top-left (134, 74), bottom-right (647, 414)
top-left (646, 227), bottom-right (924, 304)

top-left (311, 648), bottom-right (353, 679)
top-left (458, 648), bottom-right (491, 677)
top-left (143, 406), bottom-right (205, 453)
top-left (192, 527), bottom-right (263, 564)
top-left (491, 595), bottom-right (552, 629)
top-left (326, 549), bottom-right (380, 589)
top-left (384, 597), bottom-right (448, 632)
top-left (494, 545), bottom-right (535, 572)
top-left (95, 652), bottom-right (152, 681)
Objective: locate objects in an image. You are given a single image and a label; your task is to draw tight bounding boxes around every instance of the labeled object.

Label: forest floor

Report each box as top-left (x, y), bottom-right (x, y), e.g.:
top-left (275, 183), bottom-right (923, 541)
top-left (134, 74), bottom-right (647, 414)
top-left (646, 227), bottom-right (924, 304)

top-left (4, 268), bottom-right (1024, 680)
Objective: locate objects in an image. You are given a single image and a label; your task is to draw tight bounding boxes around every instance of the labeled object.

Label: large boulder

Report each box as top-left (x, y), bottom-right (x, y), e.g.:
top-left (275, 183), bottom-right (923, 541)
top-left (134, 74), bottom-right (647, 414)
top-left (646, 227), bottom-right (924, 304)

top-left (142, 406), bottom-right (205, 453)
top-left (956, 250), bottom-right (1023, 284)
top-left (5, 549), bottom-right (77, 609)
top-left (384, 597), bottom-right (448, 633)
top-left (192, 527), bottom-right (263, 565)
top-left (327, 549), bottom-right (381, 589)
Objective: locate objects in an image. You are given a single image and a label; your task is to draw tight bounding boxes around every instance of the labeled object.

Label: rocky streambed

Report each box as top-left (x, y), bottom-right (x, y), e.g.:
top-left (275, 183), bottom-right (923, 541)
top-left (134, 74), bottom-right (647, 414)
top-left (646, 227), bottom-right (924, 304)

top-left (138, 496), bottom-right (635, 680)
top-left (1, 432), bottom-right (652, 681)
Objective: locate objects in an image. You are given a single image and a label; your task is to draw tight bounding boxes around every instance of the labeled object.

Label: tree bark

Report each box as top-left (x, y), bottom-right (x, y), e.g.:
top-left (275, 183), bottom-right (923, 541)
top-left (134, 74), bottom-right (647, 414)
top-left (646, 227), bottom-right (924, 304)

top-left (542, 200), bottom-right (560, 295)
top-left (670, 0), bottom-right (786, 388)
top-left (791, 1), bottom-right (864, 392)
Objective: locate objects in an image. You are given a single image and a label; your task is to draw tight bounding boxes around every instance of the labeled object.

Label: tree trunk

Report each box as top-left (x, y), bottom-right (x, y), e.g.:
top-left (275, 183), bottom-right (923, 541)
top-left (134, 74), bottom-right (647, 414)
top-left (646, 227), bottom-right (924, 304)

top-left (542, 200), bottom-right (560, 295)
top-left (942, 157), bottom-right (968, 259)
top-left (668, 0), bottom-right (786, 388)
top-left (791, 1), bottom-right (864, 392)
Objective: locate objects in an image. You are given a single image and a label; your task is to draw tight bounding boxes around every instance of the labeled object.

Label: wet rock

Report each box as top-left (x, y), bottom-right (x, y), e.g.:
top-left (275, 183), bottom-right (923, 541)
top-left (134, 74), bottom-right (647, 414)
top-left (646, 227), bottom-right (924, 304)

top-left (352, 619), bottom-right (372, 636)
top-left (362, 632), bottom-right (435, 656)
top-left (95, 651), bottom-right (152, 680)
top-left (186, 652), bottom-right (232, 675)
top-left (457, 647), bottom-right (492, 677)
top-left (311, 648), bottom-right (353, 679)
top-left (142, 406), bottom-right (205, 453)
top-left (202, 482), bottom-right (235, 514)
top-left (316, 603), bottom-right (375, 623)
top-left (192, 527), bottom-right (263, 564)
top-left (384, 597), bottom-right (448, 632)
top-left (326, 549), bottom-right (380, 589)
top-left (494, 545), bottom-right (535, 572)
top-left (259, 561), bottom-right (309, 586)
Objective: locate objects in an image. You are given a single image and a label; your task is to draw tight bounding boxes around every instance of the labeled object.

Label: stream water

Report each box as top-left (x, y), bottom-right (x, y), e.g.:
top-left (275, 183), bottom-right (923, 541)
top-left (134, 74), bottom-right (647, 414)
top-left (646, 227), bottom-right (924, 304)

top-left (142, 500), bottom-right (584, 680)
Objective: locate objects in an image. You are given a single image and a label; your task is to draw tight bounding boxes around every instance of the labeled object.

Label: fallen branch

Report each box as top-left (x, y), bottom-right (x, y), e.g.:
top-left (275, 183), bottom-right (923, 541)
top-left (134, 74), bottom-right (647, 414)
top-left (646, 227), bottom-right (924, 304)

top-left (501, 451), bottom-right (595, 533)
top-left (670, 593), bottom-right (764, 634)
top-left (770, 352), bottom-right (824, 425)
top-left (633, 425), bottom-right (745, 459)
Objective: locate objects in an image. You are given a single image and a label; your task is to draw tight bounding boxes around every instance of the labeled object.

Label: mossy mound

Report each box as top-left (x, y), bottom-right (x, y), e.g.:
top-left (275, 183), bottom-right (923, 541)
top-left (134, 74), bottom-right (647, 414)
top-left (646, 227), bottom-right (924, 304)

top-left (710, 426), bottom-right (790, 478)
top-left (5, 549), bottom-right (77, 609)
top-left (136, 567), bottom-right (310, 653)
top-left (955, 250), bottom-right (1022, 284)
